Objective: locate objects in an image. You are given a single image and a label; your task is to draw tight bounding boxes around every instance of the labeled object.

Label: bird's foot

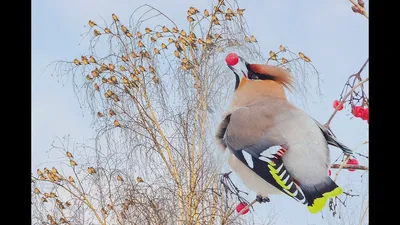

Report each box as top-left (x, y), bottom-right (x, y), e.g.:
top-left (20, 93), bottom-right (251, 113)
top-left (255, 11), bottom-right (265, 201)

top-left (223, 171), bottom-right (232, 178)
top-left (256, 195), bottom-right (270, 203)
top-left (274, 146), bottom-right (288, 159)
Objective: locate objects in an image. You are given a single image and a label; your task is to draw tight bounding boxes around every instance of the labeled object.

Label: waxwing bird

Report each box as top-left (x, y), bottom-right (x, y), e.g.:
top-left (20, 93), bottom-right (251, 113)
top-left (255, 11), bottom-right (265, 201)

top-left (215, 53), bottom-right (353, 214)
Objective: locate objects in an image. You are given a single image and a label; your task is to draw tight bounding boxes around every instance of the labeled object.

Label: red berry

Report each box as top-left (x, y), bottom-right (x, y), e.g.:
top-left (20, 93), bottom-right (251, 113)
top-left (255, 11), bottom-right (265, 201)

top-left (236, 202), bottom-right (249, 215)
top-left (346, 158), bottom-right (359, 172)
top-left (328, 169), bottom-right (331, 176)
top-left (226, 53), bottom-right (239, 66)
top-left (361, 108), bottom-right (369, 121)
top-left (358, 0), bottom-right (365, 7)
top-left (352, 106), bottom-right (364, 118)
top-left (333, 100), bottom-right (344, 111)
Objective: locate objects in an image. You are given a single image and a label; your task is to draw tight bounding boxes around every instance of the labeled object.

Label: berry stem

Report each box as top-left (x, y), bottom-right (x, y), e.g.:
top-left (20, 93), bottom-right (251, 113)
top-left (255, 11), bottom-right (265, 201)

top-left (349, 0), bottom-right (368, 19)
top-left (238, 199), bottom-right (257, 215)
top-left (229, 198), bottom-right (258, 221)
top-left (331, 164), bottom-right (368, 170)
top-left (325, 76), bottom-right (368, 128)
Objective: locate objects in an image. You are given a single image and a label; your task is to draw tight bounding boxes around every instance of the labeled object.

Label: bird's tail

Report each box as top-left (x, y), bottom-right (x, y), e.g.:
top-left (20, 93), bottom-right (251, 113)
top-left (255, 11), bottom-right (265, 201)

top-left (299, 177), bottom-right (343, 214)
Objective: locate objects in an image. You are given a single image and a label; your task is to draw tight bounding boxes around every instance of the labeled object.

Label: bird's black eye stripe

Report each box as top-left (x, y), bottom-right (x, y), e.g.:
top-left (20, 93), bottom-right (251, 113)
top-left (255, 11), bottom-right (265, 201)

top-left (246, 64), bottom-right (276, 81)
top-left (234, 73), bottom-right (240, 90)
top-left (228, 64), bottom-right (241, 91)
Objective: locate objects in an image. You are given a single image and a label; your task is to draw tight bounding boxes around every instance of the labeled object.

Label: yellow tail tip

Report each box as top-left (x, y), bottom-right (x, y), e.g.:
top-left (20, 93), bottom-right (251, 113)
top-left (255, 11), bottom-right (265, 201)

top-left (307, 187), bottom-right (343, 214)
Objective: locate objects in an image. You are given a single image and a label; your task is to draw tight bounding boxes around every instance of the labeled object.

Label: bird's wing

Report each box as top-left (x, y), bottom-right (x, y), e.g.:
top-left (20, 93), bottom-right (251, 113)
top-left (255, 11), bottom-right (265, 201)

top-left (231, 145), bottom-right (309, 205)
top-left (313, 119), bottom-right (354, 155)
top-left (224, 101), bottom-right (309, 205)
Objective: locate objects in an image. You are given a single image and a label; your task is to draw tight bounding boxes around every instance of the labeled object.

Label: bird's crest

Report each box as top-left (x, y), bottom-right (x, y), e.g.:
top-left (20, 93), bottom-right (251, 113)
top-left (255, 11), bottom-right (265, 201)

top-left (248, 64), bottom-right (295, 92)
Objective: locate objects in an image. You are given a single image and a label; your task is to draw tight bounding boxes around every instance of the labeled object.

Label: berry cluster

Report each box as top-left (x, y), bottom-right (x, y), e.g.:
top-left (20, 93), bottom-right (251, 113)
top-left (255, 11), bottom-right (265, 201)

top-left (333, 100), bottom-right (368, 123)
top-left (352, 106), bottom-right (369, 122)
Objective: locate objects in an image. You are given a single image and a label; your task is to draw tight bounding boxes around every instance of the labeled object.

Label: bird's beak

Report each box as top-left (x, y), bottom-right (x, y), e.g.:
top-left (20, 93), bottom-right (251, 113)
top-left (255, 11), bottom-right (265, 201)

top-left (228, 56), bottom-right (249, 79)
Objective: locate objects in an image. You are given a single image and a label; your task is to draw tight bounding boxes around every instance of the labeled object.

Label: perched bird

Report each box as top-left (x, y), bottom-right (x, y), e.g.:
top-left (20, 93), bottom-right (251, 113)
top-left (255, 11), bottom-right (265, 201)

top-left (215, 53), bottom-right (353, 214)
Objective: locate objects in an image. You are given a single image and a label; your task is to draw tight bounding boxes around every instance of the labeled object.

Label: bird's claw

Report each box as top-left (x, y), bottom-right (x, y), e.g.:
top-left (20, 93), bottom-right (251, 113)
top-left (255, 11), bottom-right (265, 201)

top-left (256, 195), bottom-right (270, 203)
top-left (223, 171), bottom-right (232, 178)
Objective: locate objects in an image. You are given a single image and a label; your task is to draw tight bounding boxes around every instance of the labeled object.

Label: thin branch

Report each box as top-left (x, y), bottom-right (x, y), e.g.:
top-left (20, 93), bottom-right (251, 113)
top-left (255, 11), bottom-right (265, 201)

top-left (228, 199), bottom-right (257, 222)
top-left (325, 76), bottom-right (369, 127)
top-left (343, 191), bottom-right (360, 197)
top-left (358, 200), bottom-right (369, 225)
top-left (331, 164), bottom-right (368, 170)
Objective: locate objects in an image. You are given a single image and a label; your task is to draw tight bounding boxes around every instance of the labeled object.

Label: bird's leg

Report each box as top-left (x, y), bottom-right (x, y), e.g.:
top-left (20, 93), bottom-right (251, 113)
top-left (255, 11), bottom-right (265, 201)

top-left (223, 171), bottom-right (232, 178)
top-left (256, 195), bottom-right (270, 203)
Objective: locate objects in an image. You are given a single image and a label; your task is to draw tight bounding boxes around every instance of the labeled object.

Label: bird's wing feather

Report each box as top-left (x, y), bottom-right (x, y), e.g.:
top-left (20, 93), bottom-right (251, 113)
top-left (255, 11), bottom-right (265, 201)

top-left (224, 101), bottom-right (308, 204)
top-left (232, 146), bottom-right (308, 205)
top-left (224, 99), bottom-right (287, 153)
top-left (313, 119), bottom-right (354, 155)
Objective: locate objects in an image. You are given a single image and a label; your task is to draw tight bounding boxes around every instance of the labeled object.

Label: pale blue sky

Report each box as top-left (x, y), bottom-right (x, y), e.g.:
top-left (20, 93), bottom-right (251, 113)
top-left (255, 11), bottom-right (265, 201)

top-left (32, 0), bottom-right (368, 224)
